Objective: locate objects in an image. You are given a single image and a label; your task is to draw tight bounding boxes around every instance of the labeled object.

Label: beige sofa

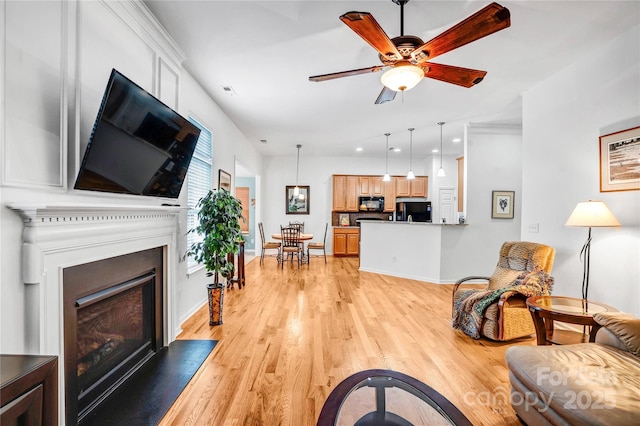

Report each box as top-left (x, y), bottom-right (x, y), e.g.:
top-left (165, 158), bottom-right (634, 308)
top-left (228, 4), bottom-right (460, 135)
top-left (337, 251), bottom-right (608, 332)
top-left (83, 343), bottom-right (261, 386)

top-left (505, 312), bottom-right (640, 425)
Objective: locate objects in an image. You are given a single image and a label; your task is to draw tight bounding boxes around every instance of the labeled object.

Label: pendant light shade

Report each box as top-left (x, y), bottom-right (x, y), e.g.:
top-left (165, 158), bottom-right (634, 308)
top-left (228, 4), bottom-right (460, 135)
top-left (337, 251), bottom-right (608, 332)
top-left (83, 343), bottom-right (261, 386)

top-left (407, 127), bottom-right (415, 180)
top-left (383, 133), bottom-right (391, 182)
top-left (380, 62), bottom-right (424, 92)
top-left (437, 122), bottom-right (446, 177)
top-left (294, 144), bottom-right (304, 199)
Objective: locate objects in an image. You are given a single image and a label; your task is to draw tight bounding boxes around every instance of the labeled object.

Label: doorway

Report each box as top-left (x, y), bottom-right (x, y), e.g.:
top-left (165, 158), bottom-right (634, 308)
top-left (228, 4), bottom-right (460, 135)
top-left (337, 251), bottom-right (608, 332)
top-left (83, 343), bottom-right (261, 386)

top-left (235, 160), bottom-right (257, 254)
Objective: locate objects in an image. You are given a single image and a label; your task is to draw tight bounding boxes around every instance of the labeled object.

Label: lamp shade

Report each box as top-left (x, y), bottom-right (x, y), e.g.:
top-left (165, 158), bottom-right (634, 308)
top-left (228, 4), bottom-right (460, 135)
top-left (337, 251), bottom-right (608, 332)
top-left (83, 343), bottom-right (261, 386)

top-left (565, 201), bottom-right (621, 227)
top-left (381, 62), bottom-right (424, 92)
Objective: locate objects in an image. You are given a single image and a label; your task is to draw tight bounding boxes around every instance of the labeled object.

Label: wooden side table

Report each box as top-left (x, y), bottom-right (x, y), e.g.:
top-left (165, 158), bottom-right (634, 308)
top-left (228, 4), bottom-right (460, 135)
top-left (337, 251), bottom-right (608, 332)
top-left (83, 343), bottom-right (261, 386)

top-left (226, 240), bottom-right (245, 289)
top-left (526, 296), bottom-right (616, 345)
top-left (1, 355), bottom-right (58, 425)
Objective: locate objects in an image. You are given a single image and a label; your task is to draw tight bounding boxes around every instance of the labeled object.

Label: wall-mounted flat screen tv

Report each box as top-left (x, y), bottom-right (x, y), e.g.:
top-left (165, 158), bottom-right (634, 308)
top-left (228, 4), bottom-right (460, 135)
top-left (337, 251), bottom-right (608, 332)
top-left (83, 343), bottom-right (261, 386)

top-left (74, 69), bottom-right (200, 199)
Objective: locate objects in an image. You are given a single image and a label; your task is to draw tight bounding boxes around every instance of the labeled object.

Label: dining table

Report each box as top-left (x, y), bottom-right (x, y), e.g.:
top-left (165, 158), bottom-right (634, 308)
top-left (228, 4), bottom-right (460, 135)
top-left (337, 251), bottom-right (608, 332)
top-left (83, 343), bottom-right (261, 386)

top-left (271, 232), bottom-right (314, 265)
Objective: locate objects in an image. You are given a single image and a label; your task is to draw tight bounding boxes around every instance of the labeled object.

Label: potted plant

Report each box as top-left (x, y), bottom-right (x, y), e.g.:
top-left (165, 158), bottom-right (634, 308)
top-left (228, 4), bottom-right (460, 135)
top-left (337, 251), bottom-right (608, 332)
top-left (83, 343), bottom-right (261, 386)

top-left (186, 188), bottom-right (244, 325)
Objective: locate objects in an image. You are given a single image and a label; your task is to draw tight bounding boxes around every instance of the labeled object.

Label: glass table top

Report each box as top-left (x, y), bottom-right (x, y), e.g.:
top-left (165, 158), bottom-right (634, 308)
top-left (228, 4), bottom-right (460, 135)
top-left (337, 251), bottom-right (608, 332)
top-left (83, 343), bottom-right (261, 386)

top-left (528, 296), bottom-right (611, 316)
top-left (318, 369), bottom-right (471, 426)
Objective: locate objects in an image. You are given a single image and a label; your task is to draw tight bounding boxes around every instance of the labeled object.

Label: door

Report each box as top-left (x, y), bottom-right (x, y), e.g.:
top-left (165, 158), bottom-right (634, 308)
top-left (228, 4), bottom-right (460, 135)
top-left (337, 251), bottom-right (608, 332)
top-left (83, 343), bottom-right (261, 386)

top-left (439, 188), bottom-right (456, 224)
top-left (236, 187), bottom-right (250, 232)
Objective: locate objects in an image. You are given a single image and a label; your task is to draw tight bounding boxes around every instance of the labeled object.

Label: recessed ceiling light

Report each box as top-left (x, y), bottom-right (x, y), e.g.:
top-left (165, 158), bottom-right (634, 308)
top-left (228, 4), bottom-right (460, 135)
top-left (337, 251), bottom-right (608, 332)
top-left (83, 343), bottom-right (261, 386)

top-left (452, 138), bottom-right (461, 143)
top-left (356, 147), bottom-right (363, 152)
top-left (393, 148), bottom-right (401, 152)
top-left (432, 149), bottom-right (439, 153)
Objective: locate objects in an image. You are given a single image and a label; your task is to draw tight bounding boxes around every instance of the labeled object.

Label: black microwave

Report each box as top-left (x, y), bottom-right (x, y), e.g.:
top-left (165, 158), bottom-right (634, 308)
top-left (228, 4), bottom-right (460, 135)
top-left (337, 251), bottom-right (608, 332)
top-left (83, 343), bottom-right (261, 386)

top-left (358, 197), bottom-right (384, 212)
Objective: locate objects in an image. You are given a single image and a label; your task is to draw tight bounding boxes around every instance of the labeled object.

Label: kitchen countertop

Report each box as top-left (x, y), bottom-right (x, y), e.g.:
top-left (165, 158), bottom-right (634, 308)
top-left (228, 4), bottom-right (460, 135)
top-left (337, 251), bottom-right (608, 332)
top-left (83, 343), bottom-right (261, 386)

top-left (356, 220), bottom-right (467, 226)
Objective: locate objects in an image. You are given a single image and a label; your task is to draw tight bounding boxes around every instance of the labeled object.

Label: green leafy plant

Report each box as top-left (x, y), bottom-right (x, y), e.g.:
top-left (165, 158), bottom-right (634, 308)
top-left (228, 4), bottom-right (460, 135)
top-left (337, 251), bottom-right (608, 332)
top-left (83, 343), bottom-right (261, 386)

top-left (186, 188), bottom-right (244, 287)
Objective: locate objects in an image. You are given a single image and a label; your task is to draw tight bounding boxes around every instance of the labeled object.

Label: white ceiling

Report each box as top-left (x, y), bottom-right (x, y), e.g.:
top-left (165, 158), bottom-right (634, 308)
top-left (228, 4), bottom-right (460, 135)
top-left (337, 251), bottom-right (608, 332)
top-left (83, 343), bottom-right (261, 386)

top-left (144, 1), bottom-right (639, 159)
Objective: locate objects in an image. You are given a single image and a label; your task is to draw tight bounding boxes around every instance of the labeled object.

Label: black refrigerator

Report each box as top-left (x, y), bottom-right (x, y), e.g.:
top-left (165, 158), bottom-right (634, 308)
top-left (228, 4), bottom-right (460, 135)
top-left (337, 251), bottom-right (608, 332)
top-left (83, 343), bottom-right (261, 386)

top-left (395, 198), bottom-right (432, 222)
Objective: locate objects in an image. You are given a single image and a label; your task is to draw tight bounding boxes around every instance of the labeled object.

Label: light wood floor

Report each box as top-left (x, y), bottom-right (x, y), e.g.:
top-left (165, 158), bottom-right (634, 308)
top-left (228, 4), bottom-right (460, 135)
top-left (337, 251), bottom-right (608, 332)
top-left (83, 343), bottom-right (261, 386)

top-left (160, 256), bottom-right (535, 425)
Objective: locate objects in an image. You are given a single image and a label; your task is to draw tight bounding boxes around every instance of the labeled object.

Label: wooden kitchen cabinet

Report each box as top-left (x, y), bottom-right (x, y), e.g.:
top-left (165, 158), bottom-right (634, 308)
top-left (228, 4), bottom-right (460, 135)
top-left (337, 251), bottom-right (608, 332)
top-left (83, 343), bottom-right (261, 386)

top-left (1, 355), bottom-right (58, 426)
top-left (383, 178), bottom-right (395, 211)
top-left (333, 175), bottom-right (359, 212)
top-left (395, 176), bottom-right (428, 197)
top-left (411, 176), bottom-right (428, 197)
top-left (333, 227), bottom-right (359, 257)
top-left (333, 175), bottom-right (347, 211)
top-left (359, 176), bottom-right (384, 196)
top-left (395, 176), bottom-right (410, 197)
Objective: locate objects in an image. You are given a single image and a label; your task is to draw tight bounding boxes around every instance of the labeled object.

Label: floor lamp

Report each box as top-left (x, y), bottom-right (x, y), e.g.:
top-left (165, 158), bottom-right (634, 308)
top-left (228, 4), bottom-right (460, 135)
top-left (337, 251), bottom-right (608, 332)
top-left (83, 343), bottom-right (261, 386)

top-left (565, 200), bottom-right (621, 303)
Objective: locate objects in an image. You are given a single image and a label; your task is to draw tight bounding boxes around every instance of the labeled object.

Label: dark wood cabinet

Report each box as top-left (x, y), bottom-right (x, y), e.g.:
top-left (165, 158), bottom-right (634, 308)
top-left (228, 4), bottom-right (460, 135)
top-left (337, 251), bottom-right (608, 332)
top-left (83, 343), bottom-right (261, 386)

top-left (1, 355), bottom-right (58, 426)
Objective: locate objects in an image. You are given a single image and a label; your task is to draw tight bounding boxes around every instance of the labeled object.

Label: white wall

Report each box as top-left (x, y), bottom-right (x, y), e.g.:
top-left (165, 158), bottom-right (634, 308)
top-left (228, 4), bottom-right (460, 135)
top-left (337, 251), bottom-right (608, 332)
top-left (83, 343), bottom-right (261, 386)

top-left (522, 24), bottom-right (640, 315)
top-left (260, 155), bottom-right (428, 253)
top-left (0, 0), bottom-right (263, 353)
top-left (438, 124), bottom-right (524, 281)
top-left (178, 72), bottom-right (263, 324)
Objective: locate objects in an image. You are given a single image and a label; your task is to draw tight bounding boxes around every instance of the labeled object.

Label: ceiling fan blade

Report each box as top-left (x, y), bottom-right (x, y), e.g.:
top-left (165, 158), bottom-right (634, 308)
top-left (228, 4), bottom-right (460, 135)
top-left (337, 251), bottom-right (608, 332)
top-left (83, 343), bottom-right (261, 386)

top-left (422, 63), bottom-right (487, 88)
top-left (411, 2), bottom-right (511, 63)
top-left (375, 86), bottom-right (397, 104)
top-left (309, 65), bottom-right (385, 82)
top-left (340, 12), bottom-right (403, 61)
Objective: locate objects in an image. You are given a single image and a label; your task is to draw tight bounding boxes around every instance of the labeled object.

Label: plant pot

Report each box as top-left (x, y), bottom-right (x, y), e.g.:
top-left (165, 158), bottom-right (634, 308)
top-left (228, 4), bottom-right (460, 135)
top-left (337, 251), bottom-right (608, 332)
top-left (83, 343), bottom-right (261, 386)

top-left (207, 283), bottom-right (224, 326)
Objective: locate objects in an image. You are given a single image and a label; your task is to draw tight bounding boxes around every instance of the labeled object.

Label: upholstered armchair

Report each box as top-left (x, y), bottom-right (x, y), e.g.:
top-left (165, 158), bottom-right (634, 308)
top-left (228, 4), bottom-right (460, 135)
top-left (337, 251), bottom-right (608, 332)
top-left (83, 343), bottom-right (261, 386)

top-left (452, 241), bottom-right (556, 341)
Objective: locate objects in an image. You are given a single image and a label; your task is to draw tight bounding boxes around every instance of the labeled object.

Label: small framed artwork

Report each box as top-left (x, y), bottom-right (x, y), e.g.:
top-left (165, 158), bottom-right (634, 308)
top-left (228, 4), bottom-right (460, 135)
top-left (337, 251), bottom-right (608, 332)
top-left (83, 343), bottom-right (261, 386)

top-left (599, 126), bottom-right (640, 192)
top-left (286, 185), bottom-right (310, 214)
top-left (492, 190), bottom-right (515, 219)
top-left (218, 169), bottom-right (231, 191)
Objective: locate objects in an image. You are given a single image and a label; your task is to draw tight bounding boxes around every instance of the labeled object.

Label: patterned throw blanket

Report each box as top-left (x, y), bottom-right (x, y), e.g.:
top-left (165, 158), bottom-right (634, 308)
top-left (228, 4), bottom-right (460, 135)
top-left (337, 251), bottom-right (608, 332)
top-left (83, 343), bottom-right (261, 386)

top-left (452, 270), bottom-right (554, 339)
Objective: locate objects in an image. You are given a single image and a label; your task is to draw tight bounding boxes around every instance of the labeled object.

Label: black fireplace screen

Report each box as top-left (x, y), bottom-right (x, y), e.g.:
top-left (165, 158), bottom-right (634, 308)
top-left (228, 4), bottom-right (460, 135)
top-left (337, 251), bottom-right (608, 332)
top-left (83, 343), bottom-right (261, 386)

top-left (63, 247), bottom-right (164, 425)
top-left (76, 279), bottom-right (152, 398)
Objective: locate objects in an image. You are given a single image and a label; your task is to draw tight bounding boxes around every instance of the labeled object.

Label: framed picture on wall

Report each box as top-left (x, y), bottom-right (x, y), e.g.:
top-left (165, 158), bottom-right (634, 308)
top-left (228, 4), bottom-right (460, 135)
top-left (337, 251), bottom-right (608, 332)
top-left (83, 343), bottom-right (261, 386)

top-left (285, 186), bottom-right (310, 214)
top-left (218, 169), bottom-right (231, 191)
top-left (599, 126), bottom-right (640, 192)
top-left (491, 190), bottom-right (514, 219)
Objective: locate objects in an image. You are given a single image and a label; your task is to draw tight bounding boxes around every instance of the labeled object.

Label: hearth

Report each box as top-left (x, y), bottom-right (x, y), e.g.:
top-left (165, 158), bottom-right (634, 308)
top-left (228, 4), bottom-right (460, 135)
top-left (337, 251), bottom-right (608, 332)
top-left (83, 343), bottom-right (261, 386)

top-left (63, 247), bottom-right (163, 424)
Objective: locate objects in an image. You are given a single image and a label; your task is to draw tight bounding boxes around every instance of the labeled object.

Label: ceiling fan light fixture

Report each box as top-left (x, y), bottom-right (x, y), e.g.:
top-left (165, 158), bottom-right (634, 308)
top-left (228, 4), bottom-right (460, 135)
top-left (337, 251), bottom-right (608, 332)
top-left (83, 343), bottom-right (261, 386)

top-left (380, 62), bottom-right (424, 92)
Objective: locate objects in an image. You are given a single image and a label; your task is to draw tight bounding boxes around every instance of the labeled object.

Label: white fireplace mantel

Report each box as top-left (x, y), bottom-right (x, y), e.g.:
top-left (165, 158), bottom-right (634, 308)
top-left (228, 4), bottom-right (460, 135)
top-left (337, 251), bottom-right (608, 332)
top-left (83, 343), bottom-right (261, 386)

top-left (8, 203), bottom-right (184, 424)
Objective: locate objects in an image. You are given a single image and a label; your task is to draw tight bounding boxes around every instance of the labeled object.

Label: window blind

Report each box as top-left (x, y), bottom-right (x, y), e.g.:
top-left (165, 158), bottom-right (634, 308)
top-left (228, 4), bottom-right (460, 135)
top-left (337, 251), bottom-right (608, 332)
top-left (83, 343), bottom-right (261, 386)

top-left (186, 117), bottom-right (213, 269)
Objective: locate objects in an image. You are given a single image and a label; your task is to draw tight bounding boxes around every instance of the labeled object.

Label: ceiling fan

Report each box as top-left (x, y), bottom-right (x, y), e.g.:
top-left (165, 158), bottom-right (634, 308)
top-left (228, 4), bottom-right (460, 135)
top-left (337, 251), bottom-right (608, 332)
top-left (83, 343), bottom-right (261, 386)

top-left (309, 0), bottom-right (511, 104)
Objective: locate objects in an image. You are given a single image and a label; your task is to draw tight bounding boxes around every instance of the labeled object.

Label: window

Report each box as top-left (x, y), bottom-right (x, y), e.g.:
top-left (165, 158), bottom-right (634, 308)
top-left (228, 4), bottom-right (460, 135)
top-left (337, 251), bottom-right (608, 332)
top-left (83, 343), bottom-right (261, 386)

top-left (186, 116), bottom-right (213, 270)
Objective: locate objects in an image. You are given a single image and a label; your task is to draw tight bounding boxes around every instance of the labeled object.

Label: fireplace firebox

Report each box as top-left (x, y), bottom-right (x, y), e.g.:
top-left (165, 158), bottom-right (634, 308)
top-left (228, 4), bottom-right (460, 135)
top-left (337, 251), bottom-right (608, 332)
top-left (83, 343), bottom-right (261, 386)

top-left (63, 247), bottom-right (163, 424)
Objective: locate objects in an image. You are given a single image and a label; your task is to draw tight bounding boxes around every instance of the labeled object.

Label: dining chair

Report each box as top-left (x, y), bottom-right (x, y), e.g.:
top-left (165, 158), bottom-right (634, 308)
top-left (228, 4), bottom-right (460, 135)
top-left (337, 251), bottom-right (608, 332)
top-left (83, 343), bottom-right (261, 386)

top-left (288, 221), bottom-right (305, 232)
top-left (258, 222), bottom-right (281, 265)
top-left (307, 223), bottom-right (328, 264)
top-left (289, 221), bottom-right (306, 251)
top-left (280, 225), bottom-right (303, 268)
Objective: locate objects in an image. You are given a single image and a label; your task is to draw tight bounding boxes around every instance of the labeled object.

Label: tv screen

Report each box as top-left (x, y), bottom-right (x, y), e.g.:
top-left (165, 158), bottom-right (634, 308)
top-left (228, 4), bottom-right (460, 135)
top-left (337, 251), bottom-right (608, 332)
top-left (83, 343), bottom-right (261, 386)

top-left (74, 69), bottom-right (200, 199)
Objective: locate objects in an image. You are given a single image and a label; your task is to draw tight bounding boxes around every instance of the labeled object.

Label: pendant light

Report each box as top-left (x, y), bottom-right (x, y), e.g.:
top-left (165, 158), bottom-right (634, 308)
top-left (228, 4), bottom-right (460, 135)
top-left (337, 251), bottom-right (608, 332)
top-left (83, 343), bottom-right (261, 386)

top-left (437, 122), bottom-right (446, 177)
top-left (294, 144), bottom-right (304, 199)
top-left (407, 127), bottom-right (415, 180)
top-left (383, 133), bottom-right (391, 182)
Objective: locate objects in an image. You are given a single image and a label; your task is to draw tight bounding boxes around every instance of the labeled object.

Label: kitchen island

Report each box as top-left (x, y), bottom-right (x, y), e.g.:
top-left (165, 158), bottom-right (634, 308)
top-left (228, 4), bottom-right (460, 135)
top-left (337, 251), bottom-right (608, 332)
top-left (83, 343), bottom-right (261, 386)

top-left (358, 220), bottom-right (469, 284)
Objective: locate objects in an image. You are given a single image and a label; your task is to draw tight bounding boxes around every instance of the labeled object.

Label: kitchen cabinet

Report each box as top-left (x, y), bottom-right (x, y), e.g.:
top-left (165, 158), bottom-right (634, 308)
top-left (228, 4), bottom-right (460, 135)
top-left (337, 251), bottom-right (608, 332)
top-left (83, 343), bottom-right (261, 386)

top-left (333, 175), bottom-right (347, 211)
top-left (333, 227), bottom-right (359, 256)
top-left (396, 176), bottom-right (428, 198)
top-left (359, 176), bottom-right (384, 196)
top-left (383, 178), bottom-right (395, 212)
top-left (333, 175), bottom-right (359, 212)
top-left (1, 355), bottom-right (58, 426)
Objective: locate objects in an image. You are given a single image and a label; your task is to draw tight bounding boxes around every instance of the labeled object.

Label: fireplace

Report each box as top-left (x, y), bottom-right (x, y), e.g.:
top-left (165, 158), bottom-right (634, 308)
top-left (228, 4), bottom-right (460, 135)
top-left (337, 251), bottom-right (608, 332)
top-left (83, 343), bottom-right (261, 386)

top-left (10, 203), bottom-right (182, 425)
top-left (63, 247), bottom-right (163, 424)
